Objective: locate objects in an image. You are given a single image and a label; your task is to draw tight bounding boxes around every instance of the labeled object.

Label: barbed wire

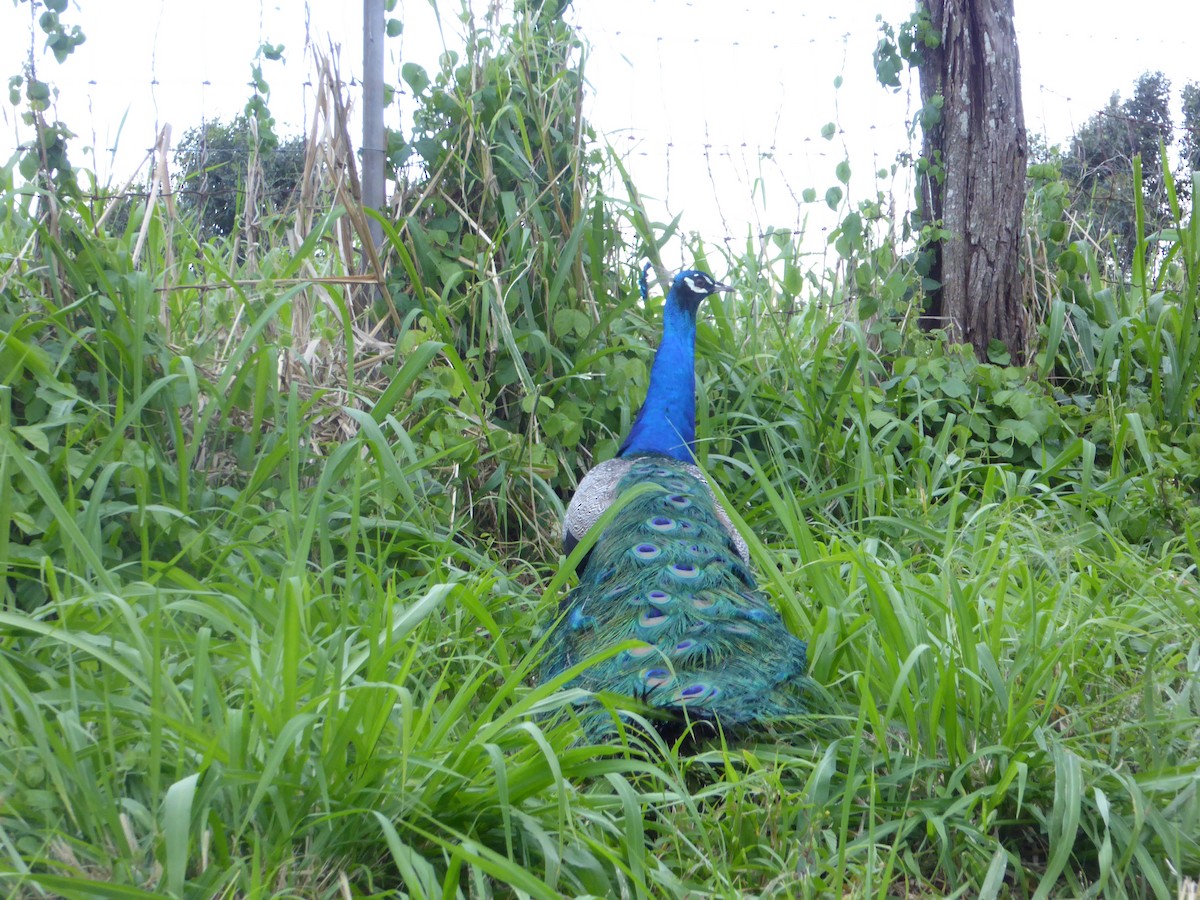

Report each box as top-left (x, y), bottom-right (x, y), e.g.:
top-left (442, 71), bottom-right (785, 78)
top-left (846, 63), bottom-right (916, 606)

top-left (9, 0), bottom-right (1198, 249)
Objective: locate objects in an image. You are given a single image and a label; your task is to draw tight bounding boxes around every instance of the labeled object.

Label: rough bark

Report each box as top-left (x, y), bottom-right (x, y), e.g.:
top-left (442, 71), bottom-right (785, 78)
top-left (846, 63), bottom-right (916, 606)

top-left (917, 0), bottom-right (1028, 363)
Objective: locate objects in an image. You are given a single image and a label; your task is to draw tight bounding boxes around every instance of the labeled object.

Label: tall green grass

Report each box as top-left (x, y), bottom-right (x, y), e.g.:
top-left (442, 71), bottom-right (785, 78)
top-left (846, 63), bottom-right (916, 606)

top-left (3, 4), bottom-right (1200, 896)
top-left (4, 161), bottom-right (1199, 897)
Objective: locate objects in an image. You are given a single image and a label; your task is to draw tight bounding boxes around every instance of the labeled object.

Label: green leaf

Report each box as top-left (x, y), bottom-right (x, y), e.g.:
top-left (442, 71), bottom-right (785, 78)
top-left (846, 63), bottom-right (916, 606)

top-left (163, 773), bottom-right (200, 898)
top-left (402, 62), bottom-right (429, 95)
top-left (986, 340), bottom-right (1011, 365)
top-left (996, 418), bottom-right (1039, 447)
top-left (783, 261), bottom-right (803, 295)
top-left (14, 425), bottom-right (49, 453)
top-left (939, 375), bottom-right (969, 399)
top-left (26, 80), bottom-right (50, 103)
top-left (997, 388), bottom-right (1035, 418)
top-left (836, 160), bottom-right (852, 184)
top-left (18, 151), bottom-right (40, 181)
top-left (552, 308), bottom-right (576, 338)
top-left (386, 18), bottom-right (403, 37)
top-left (825, 186), bottom-right (843, 210)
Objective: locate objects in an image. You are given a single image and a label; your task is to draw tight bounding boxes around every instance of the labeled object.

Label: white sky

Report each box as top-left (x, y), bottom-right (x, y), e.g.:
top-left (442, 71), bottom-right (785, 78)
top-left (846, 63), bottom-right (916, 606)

top-left (3, 0), bottom-right (1198, 255)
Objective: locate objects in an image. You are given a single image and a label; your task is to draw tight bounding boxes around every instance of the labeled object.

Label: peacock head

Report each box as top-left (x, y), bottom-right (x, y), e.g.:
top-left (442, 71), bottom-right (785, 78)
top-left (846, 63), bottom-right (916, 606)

top-left (619, 267), bottom-right (731, 459)
top-left (667, 269), bottom-right (732, 313)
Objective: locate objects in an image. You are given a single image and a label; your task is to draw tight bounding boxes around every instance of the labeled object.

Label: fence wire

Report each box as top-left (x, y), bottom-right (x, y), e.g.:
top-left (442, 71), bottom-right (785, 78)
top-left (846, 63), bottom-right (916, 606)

top-left (3, 0), bottom-right (1197, 254)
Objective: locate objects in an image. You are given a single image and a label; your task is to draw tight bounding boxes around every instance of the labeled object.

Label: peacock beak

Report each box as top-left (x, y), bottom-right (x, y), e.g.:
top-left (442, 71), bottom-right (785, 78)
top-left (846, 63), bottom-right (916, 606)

top-left (712, 281), bottom-right (733, 294)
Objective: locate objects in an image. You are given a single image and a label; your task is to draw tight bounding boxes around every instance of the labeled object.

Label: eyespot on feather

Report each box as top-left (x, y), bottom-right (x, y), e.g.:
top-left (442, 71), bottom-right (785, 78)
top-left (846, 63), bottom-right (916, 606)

top-left (674, 682), bottom-right (720, 704)
top-left (669, 562), bottom-right (700, 580)
top-left (638, 608), bottom-right (669, 628)
top-left (643, 667), bottom-right (672, 687)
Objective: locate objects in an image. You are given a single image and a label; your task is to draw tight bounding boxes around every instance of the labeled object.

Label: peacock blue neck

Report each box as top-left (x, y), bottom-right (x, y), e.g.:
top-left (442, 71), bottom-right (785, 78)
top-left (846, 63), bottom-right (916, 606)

top-left (619, 288), bottom-right (698, 461)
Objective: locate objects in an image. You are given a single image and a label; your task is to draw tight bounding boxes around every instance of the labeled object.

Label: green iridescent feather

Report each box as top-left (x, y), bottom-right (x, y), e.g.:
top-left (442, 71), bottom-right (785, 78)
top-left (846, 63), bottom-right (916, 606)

top-left (540, 455), bottom-right (810, 739)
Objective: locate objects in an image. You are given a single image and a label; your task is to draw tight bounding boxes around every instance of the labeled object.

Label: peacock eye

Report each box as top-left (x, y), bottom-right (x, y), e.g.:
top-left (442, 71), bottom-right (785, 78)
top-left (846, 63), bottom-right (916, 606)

top-left (639, 608), bottom-right (668, 628)
top-left (676, 682), bottom-right (720, 703)
top-left (643, 667), bottom-right (671, 687)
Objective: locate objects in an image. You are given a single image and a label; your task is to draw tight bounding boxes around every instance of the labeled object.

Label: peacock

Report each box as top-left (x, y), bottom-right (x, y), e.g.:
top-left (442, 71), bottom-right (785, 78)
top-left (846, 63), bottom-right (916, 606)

top-left (539, 267), bottom-right (812, 740)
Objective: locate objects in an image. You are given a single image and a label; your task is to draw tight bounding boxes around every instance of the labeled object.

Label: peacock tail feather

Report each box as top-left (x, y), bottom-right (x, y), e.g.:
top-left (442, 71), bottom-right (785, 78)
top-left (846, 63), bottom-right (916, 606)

top-left (540, 455), bottom-right (810, 741)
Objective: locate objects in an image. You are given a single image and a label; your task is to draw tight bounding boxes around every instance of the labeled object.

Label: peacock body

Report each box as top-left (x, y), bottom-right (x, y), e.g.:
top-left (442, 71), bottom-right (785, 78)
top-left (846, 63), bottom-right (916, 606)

top-left (540, 269), bottom-right (810, 739)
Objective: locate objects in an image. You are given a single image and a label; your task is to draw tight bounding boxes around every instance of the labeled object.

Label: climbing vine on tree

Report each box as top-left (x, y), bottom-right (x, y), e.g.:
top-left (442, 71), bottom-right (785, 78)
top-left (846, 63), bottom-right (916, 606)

top-left (875, 0), bottom-right (1029, 365)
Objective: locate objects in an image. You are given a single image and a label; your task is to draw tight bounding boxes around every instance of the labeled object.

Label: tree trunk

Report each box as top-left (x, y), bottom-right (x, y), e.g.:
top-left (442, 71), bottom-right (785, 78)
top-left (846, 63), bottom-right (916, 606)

top-left (917, 0), bottom-right (1028, 363)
